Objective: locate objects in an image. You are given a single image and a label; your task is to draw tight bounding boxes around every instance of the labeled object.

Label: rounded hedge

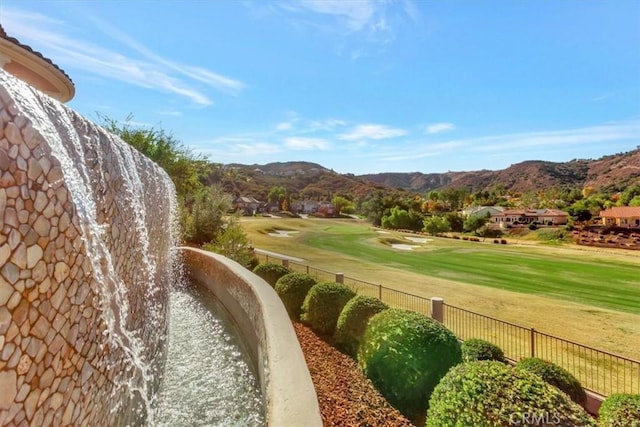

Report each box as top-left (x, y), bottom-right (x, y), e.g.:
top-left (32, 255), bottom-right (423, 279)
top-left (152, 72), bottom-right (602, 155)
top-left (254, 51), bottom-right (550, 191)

top-left (274, 272), bottom-right (317, 320)
top-left (358, 309), bottom-right (462, 423)
top-left (300, 282), bottom-right (356, 335)
top-left (461, 338), bottom-right (506, 363)
top-left (598, 393), bottom-right (640, 427)
top-left (427, 361), bottom-right (595, 427)
top-left (334, 295), bottom-right (388, 357)
top-left (252, 262), bottom-right (290, 287)
top-left (516, 357), bottom-right (586, 405)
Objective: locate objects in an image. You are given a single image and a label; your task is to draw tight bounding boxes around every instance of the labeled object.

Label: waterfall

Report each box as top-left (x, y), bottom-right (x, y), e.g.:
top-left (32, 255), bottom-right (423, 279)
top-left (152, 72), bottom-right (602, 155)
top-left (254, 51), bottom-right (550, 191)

top-left (0, 70), bottom-right (176, 425)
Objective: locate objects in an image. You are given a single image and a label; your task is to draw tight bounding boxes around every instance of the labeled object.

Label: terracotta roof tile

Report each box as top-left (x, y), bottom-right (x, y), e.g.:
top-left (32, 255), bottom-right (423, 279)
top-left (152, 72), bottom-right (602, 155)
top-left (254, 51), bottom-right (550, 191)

top-left (600, 206), bottom-right (640, 218)
top-left (0, 24), bottom-right (74, 86)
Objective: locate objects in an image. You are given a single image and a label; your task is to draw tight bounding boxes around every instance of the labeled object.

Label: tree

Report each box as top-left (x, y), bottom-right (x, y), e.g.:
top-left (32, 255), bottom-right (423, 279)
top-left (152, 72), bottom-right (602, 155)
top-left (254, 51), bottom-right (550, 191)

top-left (203, 216), bottom-right (256, 268)
top-left (184, 185), bottom-right (231, 245)
top-left (268, 186), bottom-right (287, 210)
top-left (100, 114), bottom-right (202, 200)
top-left (445, 212), bottom-right (464, 232)
top-left (464, 214), bottom-right (490, 234)
top-left (332, 195), bottom-right (354, 215)
top-left (423, 216), bottom-right (451, 235)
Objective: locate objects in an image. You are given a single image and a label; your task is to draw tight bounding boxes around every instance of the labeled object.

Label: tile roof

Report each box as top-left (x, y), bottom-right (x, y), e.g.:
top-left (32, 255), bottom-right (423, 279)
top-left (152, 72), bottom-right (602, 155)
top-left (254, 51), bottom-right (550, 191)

top-left (0, 24), bottom-right (74, 86)
top-left (600, 206), bottom-right (640, 218)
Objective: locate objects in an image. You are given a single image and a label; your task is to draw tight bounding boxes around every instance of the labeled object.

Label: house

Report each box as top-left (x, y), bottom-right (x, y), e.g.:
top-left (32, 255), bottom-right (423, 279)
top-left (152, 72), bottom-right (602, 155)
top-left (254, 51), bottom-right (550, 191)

top-left (492, 209), bottom-right (569, 227)
top-left (232, 196), bottom-right (263, 215)
top-left (599, 206), bottom-right (640, 228)
top-left (461, 206), bottom-right (505, 218)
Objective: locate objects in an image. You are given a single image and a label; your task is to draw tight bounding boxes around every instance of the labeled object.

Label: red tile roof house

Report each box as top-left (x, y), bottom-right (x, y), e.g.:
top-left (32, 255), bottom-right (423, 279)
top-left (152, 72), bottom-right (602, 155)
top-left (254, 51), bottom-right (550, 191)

top-left (492, 209), bottom-right (569, 227)
top-left (599, 206), bottom-right (640, 228)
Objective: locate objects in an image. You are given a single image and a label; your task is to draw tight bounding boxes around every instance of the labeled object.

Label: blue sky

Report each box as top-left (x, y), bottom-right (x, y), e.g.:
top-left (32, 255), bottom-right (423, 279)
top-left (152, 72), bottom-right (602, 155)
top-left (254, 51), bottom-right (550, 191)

top-left (2, 1), bottom-right (639, 174)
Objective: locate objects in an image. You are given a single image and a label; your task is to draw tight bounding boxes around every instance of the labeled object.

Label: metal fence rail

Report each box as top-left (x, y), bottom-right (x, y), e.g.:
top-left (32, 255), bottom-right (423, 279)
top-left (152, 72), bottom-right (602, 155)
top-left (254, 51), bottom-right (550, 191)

top-left (255, 252), bottom-right (640, 396)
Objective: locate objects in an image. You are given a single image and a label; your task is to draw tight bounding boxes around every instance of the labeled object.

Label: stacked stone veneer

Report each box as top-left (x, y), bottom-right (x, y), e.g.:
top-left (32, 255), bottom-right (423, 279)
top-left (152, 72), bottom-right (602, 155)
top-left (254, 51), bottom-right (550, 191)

top-left (0, 70), bottom-right (175, 426)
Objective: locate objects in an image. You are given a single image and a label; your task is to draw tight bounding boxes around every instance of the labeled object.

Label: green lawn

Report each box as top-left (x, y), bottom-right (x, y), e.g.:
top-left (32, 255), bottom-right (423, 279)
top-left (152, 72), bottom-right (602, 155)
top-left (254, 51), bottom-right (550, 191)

top-left (298, 224), bottom-right (640, 314)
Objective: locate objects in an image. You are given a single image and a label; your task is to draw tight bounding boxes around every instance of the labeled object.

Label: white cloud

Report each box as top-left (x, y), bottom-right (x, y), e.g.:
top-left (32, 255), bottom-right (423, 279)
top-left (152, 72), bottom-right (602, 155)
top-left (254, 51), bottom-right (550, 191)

top-left (284, 137), bottom-right (331, 150)
top-left (2, 8), bottom-right (245, 105)
top-left (373, 121), bottom-right (640, 164)
top-left (338, 124), bottom-right (407, 141)
top-left (426, 122), bottom-right (455, 134)
top-left (272, 0), bottom-right (420, 58)
top-left (308, 118), bottom-right (347, 131)
top-left (276, 122), bottom-right (294, 131)
top-left (295, 0), bottom-right (376, 32)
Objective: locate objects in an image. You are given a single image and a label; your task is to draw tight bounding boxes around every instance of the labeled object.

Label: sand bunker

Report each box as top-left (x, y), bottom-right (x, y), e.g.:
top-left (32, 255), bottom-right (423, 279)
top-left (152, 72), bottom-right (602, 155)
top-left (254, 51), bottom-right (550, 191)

top-left (268, 230), bottom-right (299, 238)
top-left (405, 236), bottom-right (433, 243)
top-left (391, 244), bottom-right (420, 251)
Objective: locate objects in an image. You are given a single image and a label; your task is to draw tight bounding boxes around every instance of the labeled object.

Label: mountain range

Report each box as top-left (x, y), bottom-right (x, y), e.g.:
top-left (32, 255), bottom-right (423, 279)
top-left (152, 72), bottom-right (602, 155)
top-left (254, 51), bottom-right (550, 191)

top-left (217, 149), bottom-right (640, 200)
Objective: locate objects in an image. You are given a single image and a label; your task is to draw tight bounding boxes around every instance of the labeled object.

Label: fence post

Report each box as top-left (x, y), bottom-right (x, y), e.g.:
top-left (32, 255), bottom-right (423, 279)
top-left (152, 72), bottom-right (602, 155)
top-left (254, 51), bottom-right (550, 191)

top-left (282, 259), bottom-right (289, 269)
top-left (378, 284), bottom-right (382, 300)
top-left (336, 273), bottom-right (344, 284)
top-left (530, 328), bottom-right (536, 357)
top-left (306, 265), bottom-right (309, 274)
top-left (431, 297), bottom-right (444, 323)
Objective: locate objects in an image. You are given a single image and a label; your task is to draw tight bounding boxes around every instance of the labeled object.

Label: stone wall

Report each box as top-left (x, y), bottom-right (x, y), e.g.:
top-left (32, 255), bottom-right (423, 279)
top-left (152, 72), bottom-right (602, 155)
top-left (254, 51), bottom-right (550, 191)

top-left (0, 70), bottom-right (175, 426)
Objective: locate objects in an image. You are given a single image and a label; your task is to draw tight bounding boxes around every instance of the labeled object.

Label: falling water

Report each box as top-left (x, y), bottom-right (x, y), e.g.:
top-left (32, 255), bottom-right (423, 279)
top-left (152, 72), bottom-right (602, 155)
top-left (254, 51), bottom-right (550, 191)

top-left (1, 71), bottom-right (176, 425)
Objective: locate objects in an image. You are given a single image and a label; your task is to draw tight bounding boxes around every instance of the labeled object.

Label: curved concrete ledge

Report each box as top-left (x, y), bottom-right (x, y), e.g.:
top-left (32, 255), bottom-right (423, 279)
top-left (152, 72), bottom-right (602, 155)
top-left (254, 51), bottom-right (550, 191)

top-left (180, 247), bottom-right (322, 427)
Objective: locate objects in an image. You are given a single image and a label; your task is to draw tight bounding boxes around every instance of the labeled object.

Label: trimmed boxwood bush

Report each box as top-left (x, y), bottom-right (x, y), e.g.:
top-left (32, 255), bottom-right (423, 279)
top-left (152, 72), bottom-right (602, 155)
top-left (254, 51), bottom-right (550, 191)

top-left (300, 282), bottom-right (356, 335)
top-left (274, 272), bottom-right (317, 320)
top-left (427, 361), bottom-right (595, 427)
top-left (358, 309), bottom-right (462, 423)
top-left (516, 357), bottom-right (586, 405)
top-left (252, 262), bottom-right (290, 287)
top-left (334, 295), bottom-right (388, 357)
top-left (461, 338), bottom-right (506, 363)
top-left (598, 393), bottom-right (640, 427)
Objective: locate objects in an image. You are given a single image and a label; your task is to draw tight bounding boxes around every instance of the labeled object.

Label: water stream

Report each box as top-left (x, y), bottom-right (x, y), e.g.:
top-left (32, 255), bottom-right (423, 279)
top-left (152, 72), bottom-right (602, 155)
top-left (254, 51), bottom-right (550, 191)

top-left (153, 284), bottom-right (265, 426)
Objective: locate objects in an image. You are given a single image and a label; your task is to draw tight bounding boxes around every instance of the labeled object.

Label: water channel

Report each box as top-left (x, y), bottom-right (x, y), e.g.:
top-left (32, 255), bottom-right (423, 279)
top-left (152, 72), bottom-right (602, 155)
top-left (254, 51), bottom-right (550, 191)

top-left (153, 284), bottom-right (265, 426)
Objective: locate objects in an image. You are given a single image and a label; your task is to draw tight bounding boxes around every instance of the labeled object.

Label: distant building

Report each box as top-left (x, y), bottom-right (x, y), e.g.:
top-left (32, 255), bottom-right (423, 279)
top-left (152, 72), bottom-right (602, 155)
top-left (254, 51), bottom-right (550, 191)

top-left (461, 206), bottom-right (505, 218)
top-left (599, 206), bottom-right (640, 228)
top-left (492, 209), bottom-right (569, 227)
top-left (232, 196), bottom-right (263, 215)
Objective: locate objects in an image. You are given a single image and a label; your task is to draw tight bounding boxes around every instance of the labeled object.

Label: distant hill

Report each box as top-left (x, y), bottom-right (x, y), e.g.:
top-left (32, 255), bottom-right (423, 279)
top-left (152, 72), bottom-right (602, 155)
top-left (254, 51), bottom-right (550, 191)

top-left (215, 149), bottom-right (640, 200)
top-left (358, 149), bottom-right (640, 194)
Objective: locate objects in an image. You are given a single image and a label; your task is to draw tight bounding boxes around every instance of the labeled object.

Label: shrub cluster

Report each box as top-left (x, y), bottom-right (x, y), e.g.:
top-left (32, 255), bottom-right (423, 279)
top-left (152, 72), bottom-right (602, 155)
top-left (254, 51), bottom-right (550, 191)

top-left (516, 357), bottom-right (586, 405)
top-left (274, 273), bottom-right (317, 320)
top-left (334, 295), bottom-right (388, 357)
top-left (252, 262), bottom-right (290, 287)
top-left (426, 361), bottom-right (595, 426)
top-left (358, 309), bottom-right (462, 423)
top-left (300, 282), bottom-right (356, 335)
top-left (461, 338), bottom-right (506, 363)
top-left (598, 393), bottom-right (640, 427)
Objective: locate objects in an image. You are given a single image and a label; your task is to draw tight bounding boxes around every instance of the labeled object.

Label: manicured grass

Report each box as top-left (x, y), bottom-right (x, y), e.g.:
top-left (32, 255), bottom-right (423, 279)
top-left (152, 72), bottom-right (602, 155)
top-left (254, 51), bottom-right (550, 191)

top-left (306, 227), bottom-right (640, 314)
top-left (243, 218), bottom-right (640, 314)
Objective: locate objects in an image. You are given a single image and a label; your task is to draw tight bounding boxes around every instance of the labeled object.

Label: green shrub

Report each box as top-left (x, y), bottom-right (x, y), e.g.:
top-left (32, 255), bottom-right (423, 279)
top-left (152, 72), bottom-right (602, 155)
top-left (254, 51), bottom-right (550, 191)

top-left (274, 273), bottom-right (317, 320)
top-left (358, 309), bottom-right (461, 423)
top-left (427, 361), bottom-right (595, 427)
top-left (461, 338), bottom-right (506, 363)
top-left (334, 296), bottom-right (388, 357)
top-left (300, 282), bottom-right (356, 335)
top-left (252, 262), bottom-right (290, 287)
top-left (598, 393), bottom-right (640, 427)
top-left (516, 357), bottom-right (586, 405)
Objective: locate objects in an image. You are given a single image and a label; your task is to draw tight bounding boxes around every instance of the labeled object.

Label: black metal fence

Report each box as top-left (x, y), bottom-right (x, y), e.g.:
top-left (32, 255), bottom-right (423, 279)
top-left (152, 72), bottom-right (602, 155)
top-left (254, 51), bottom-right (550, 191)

top-left (256, 252), bottom-right (640, 396)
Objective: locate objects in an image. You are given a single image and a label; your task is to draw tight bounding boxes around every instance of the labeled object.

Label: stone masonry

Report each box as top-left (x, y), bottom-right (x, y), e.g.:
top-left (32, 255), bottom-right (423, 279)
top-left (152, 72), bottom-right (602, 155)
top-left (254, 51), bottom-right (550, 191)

top-left (0, 70), bottom-right (175, 426)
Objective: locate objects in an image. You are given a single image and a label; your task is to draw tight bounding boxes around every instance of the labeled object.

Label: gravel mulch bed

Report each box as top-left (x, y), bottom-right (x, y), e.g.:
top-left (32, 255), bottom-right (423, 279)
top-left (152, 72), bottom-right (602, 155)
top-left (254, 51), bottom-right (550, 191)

top-left (293, 322), bottom-right (414, 427)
